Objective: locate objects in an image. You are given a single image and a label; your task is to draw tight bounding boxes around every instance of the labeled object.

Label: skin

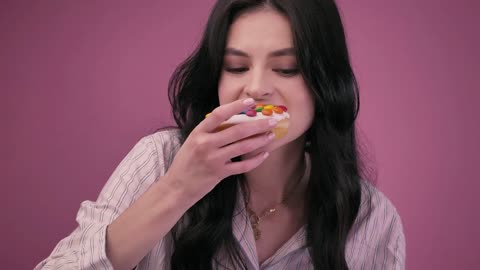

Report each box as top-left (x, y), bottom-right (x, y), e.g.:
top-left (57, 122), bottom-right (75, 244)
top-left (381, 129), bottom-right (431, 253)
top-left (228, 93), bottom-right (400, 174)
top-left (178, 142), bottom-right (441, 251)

top-left (107, 98), bottom-right (275, 270)
top-left (218, 8), bottom-right (315, 262)
top-left (105, 7), bottom-right (315, 269)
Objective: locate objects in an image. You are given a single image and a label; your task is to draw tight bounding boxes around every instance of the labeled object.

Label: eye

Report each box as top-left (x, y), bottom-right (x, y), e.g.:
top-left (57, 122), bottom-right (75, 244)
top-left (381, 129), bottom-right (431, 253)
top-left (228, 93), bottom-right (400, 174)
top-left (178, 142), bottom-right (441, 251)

top-left (224, 67), bottom-right (249, 74)
top-left (273, 68), bottom-right (300, 77)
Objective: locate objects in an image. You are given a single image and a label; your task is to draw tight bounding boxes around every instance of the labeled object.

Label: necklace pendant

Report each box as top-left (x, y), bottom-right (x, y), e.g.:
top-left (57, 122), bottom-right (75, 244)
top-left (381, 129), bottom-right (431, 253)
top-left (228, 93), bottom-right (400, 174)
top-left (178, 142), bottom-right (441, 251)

top-left (249, 214), bottom-right (262, 240)
top-left (253, 226), bottom-right (261, 240)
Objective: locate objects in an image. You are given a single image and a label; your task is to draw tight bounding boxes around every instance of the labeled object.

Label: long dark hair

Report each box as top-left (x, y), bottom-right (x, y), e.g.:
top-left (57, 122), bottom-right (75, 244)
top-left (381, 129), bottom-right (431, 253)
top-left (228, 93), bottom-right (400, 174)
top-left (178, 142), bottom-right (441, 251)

top-left (167, 0), bottom-right (365, 269)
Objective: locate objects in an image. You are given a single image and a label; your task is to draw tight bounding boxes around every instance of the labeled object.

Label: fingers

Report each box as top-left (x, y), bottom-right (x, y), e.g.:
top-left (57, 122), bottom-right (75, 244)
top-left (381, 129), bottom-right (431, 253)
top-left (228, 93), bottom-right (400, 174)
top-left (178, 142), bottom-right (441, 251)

top-left (224, 151), bottom-right (269, 176)
top-left (197, 98), bottom-right (256, 133)
top-left (215, 131), bottom-right (275, 160)
top-left (212, 118), bottom-right (277, 147)
top-left (186, 97), bottom-right (277, 180)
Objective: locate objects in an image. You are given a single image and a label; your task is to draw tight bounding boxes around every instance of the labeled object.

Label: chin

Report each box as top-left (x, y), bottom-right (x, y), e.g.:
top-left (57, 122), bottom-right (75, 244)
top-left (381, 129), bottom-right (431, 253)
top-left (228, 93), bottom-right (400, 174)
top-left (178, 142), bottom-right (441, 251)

top-left (241, 134), bottom-right (300, 160)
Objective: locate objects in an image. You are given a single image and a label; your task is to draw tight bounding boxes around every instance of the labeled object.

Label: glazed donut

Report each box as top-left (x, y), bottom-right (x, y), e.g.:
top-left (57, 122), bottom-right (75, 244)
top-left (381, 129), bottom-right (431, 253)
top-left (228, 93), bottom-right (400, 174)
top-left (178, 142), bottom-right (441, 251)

top-left (207, 104), bottom-right (290, 139)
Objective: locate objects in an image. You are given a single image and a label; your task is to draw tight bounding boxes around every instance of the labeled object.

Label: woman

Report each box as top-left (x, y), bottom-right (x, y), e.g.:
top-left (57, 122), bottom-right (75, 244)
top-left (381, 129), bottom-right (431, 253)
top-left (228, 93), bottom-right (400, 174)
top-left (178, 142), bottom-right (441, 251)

top-left (35, 0), bottom-right (405, 269)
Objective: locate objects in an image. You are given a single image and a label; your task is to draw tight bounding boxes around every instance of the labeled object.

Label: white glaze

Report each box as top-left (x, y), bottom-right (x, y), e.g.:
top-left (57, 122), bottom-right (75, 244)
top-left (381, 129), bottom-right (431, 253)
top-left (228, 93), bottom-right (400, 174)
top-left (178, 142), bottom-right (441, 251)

top-left (222, 111), bottom-right (290, 125)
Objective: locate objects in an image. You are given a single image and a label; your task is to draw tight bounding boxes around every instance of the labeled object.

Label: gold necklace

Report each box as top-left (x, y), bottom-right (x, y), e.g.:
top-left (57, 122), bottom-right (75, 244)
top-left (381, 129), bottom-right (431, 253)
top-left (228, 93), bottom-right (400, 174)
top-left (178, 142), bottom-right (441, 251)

top-left (243, 161), bottom-right (306, 241)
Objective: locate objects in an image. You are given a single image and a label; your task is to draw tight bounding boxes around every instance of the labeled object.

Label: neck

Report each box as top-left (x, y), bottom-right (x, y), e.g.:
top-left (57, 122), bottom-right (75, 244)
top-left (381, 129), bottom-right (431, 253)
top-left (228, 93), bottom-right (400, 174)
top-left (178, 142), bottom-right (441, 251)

top-left (242, 135), bottom-right (307, 212)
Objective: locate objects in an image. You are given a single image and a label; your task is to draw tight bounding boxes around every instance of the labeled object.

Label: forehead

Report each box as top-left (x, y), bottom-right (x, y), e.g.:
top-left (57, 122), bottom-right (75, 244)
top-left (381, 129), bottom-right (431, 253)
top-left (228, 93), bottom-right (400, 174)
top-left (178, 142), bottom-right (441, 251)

top-left (226, 8), bottom-right (294, 50)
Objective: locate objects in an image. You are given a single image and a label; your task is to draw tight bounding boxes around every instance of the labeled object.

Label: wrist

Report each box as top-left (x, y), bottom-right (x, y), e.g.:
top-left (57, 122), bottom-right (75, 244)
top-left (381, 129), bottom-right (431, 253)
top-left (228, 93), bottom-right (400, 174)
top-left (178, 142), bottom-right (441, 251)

top-left (155, 173), bottom-right (199, 210)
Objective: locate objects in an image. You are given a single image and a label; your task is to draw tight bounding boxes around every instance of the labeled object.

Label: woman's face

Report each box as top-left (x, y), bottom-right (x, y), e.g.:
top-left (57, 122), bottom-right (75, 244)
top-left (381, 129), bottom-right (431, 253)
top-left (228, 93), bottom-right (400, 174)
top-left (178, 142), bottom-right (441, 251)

top-left (218, 8), bottom-right (315, 151)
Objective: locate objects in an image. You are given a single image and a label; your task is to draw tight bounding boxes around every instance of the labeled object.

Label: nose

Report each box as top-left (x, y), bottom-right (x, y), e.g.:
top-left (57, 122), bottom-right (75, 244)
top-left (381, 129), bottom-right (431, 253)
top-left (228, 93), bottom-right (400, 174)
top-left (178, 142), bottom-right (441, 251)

top-left (245, 68), bottom-right (273, 100)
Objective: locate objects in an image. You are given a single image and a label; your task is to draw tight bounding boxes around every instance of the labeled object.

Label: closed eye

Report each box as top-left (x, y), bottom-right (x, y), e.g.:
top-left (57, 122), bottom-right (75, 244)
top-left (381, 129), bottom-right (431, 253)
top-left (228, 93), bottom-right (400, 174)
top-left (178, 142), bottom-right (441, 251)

top-left (224, 67), bottom-right (300, 76)
top-left (224, 67), bottom-right (249, 74)
top-left (273, 68), bottom-right (300, 77)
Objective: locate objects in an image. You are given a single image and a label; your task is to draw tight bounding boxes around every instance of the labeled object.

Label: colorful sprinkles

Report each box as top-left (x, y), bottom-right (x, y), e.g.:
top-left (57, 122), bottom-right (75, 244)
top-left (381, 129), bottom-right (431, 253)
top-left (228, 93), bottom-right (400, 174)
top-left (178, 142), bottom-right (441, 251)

top-left (240, 104), bottom-right (287, 117)
top-left (206, 104), bottom-right (288, 118)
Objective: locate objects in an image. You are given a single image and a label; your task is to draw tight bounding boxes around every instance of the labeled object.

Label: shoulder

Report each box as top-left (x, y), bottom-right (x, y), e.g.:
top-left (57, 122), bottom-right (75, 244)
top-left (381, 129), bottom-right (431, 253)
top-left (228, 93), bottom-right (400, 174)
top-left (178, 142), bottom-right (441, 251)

top-left (346, 181), bottom-right (406, 268)
top-left (354, 181), bottom-right (405, 244)
top-left (146, 127), bottom-right (183, 168)
top-left (124, 128), bottom-right (183, 176)
top-left (148, 128), bottom-right (183, 154)
top-left (358, 181), bottom-right (402, 223)
top-left (134, 128), bottom-right (183, 156)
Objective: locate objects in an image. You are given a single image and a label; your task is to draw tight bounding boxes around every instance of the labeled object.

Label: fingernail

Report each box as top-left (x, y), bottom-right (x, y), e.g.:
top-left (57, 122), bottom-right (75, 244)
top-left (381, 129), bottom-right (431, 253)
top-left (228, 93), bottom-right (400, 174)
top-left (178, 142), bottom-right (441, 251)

top-left (268, 119), bottom-right (277, 126)
top-left (243, 98), bottom-right (255, 105)
top-left (267, 132), bottom-right (275, 140)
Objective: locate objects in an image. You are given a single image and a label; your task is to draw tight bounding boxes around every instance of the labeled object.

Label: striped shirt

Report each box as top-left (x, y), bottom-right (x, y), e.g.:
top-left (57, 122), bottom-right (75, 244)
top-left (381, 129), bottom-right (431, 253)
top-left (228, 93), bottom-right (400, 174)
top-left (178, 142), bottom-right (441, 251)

top-left (34, 129), bottom-right (406, 270)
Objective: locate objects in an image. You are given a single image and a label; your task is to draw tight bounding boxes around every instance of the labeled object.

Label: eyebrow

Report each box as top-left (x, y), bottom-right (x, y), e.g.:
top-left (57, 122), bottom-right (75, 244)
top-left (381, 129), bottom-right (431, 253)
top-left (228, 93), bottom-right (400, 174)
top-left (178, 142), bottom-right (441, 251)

top-left (224, 47), bottom-right (295, 58)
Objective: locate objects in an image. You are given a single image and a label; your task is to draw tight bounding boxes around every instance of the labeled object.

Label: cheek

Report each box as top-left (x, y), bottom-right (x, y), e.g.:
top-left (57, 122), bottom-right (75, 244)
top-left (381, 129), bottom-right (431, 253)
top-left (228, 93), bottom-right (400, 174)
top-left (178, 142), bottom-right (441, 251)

top-left (217, 87), bottom-right (226, 105)
top-left (218, 87), bottom-right (235, 105)
top-left (217, 76), bottom-right (229, 105)
top-left (218, 75), bottom-right (241, 105)
top-left (296, 87), bottom-right (315, 127)
top-left (299, 106), bottom-right (315, 127)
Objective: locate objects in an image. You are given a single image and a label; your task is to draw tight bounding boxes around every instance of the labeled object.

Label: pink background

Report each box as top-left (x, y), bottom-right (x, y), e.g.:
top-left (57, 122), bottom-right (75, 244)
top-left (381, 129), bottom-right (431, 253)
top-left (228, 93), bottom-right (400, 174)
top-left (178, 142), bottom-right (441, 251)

top-left (2, 0), bottom-right (479, 269)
